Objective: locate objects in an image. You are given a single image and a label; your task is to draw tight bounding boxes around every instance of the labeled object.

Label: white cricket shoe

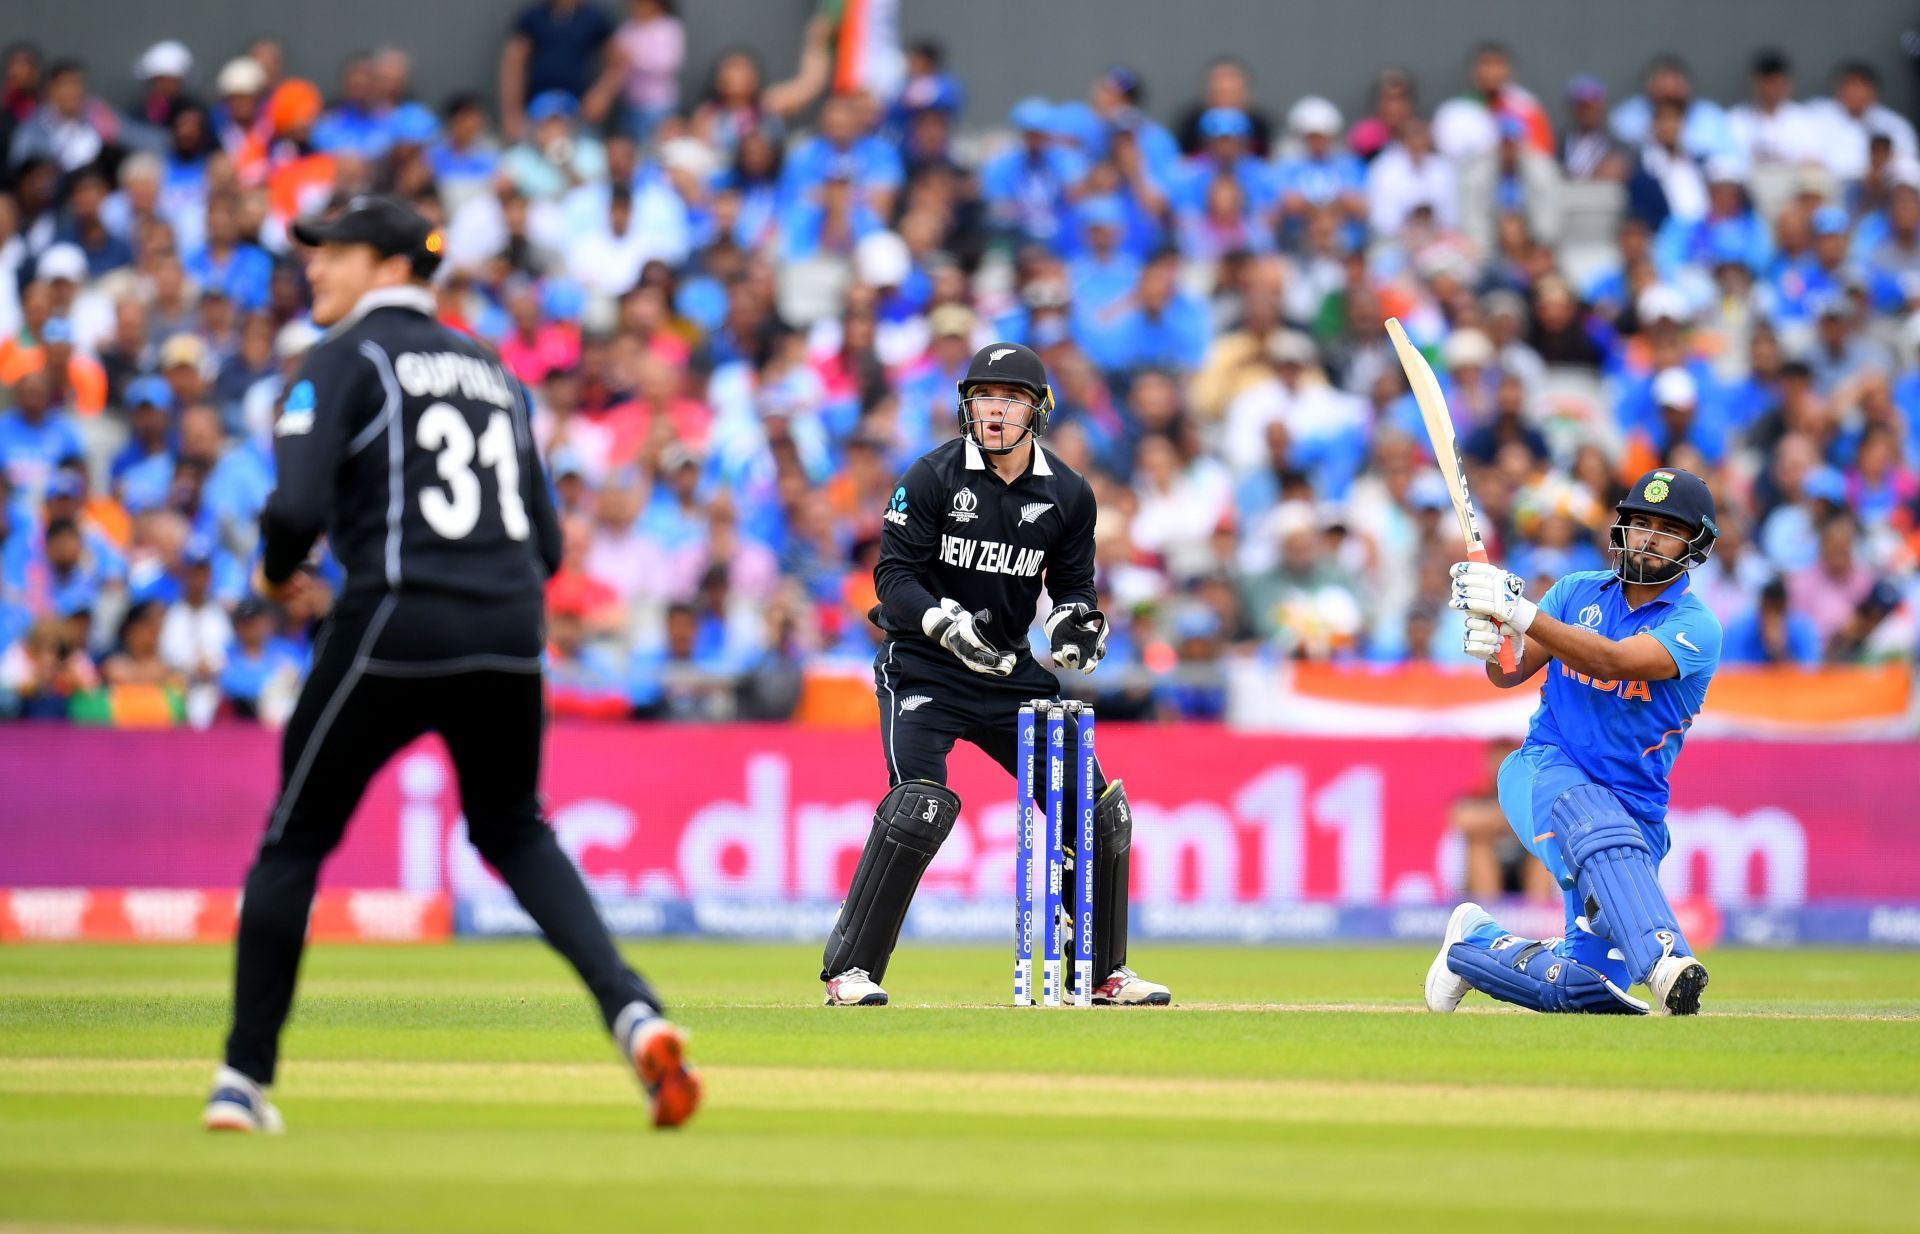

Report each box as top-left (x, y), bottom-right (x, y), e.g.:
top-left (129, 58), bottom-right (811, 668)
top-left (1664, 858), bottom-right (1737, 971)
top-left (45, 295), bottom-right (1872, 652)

top-left (824, 968), bottom-right (888, 1006)
top-left (1425, 902), bottom-right (1493, 1013)
top-left (1091, 966), bottom-right (1171, 1006)
top-left (202, 1065), bottom-right (284, 1134)
top-left (1648, 953), bottom-right (1709, 1016)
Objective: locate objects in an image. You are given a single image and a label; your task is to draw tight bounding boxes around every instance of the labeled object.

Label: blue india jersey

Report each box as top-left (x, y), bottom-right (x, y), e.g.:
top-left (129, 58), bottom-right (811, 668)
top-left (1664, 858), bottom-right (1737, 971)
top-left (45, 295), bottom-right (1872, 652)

top-left (1522, 570), bottom-right (1723, 824)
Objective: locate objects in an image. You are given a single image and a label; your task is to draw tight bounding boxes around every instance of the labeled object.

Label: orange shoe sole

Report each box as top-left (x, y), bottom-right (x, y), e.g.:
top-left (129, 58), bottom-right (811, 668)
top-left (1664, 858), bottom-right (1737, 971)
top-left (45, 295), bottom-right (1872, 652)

top-left (635, 1027), bottom-right (702, 1129)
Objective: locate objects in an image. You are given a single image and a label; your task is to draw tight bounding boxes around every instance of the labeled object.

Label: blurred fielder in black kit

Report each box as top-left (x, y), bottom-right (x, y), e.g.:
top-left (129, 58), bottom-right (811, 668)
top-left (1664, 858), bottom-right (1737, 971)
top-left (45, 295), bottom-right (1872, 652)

top-left (819, 342), bottom-right (1171, 1007)
top-left (203, 196), bottom-right (699, 1133)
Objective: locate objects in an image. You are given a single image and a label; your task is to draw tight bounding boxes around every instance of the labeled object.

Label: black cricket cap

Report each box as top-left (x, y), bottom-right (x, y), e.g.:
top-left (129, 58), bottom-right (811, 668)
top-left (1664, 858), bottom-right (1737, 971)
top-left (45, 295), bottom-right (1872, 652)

top-left (291, 194), bottom-right (433, 260)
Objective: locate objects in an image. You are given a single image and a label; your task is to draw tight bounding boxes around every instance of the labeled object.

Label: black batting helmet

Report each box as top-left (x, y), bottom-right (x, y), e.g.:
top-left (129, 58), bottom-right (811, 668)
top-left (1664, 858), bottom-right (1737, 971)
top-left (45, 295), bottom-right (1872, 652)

top-left (1610, 467), bottom-right (1720, 584)
top-left (955, 342), bottom-right (1054, 454)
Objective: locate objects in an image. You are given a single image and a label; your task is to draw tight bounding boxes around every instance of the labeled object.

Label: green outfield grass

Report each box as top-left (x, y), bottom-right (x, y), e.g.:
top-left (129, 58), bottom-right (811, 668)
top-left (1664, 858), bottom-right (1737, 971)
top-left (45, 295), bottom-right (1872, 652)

top-left (3, 942), bottom-right (1918, 1233)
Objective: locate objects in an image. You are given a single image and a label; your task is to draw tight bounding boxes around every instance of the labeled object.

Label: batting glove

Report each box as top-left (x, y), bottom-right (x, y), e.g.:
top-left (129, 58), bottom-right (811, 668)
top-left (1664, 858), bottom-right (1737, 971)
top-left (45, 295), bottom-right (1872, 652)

top-left (1461, 613), bottom-right (1508, 663)
top-left (1043, 602), bottom-right (1108, 674)
top-left (1449, 561), bottom-right (1537, 633)
top-left (923, 598), bottom-right (1015, 677)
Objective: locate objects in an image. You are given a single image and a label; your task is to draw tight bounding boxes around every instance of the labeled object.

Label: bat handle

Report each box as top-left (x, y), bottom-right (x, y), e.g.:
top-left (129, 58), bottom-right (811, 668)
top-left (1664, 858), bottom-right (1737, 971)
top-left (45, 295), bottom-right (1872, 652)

top-left (1465, 543), bottom-right (1518, 674)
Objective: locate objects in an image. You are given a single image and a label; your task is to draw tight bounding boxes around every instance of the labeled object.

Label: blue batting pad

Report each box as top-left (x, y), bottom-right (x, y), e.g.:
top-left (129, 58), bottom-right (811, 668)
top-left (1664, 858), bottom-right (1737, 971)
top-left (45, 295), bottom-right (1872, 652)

top-left (1550, 783), bottom-right (1690, 984)
top-left (1448, 935), bottom-right (1648, 1014)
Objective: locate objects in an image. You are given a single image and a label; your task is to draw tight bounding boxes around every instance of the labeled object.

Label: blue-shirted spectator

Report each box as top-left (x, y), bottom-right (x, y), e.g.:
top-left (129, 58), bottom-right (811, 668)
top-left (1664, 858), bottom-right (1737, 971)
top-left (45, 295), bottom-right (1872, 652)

top-left (1274, 96), bottom-right (1366, 227)
top-left (1720, 328), bottom-right (1785, 434)
top-left (214, 315), bottom-right (276, 431)
top-left (112, 378), bottom-right (176, 498)
top-left (38, 517), bottom-right (114, 620)
top-left (980, 98), bottom-right (1088, 249)
top-left (429, 94), bottom-right (501, 214)
top-left (884, 39), bottom-right (964, 139)
top-left (1723, 577), bottom-right (1822, 665)
top-left (781, 94), bottom-right (903, 213)
top-left (1610, 55), bottom-right (1733, 158)
top-left (1067, 197), bottom-right (1143, 317)
top-left (311, 55), bottom-right (394, 159)
top-left (717, 128), bottom-right (783, 251)
top-left (56, 166), bottom-right (133, 277)
top-left (637, 447), bottom-right (708, 552)
top-left (1653, 156), bottom-right (1773, 278)
top-left (1768, 205), bottom-right (1853, 326)
top-left (1176, 108), bottom-right (1277, 216)
top-left (203, 420), bottom-right (275, 555)
top-left (1807, 295), bottom-right (1896, 395)
top-left (40, 470), bottom-right (125, 587)
top-left (1073, 66), bottom-right (1181, 182)
top-left (185, 196), bottom-right (273, 315)
top-left (502, 90), bottom-right (608, 199)
top-left (627, 601), bottom-right (739, 719)
top-left (1627, 366), bottom-right (1733, 467)
top-left (0, 370), bottom-right (84, 505)
top-left (382, 101), bottom-right (440, 186)
top-left (1077, 252), bottom-right (1210, 376)
top-left (0, 479), bottom-right (34, 631)
top-left (779, 166), bottom-right (882, 262)
top-left (219, 597), bottom-right (309, 719)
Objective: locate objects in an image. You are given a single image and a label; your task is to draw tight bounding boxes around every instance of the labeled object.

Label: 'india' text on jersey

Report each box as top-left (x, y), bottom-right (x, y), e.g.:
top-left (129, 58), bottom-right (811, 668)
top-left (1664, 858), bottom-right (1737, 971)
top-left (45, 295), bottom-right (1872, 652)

top-left (1523, 569), bottom-right (1724, 822)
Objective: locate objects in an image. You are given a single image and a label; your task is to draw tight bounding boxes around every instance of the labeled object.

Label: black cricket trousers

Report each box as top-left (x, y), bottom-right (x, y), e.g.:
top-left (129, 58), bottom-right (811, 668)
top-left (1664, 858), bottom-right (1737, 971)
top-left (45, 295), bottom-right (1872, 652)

top-left (223, 590), bottom-right (658, 1084)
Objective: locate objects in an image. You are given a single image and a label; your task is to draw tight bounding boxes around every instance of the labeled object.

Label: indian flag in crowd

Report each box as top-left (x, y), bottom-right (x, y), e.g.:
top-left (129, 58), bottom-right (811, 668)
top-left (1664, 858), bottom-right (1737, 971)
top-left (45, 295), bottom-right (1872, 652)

top-left (826, 0), bottom-right (905, 99)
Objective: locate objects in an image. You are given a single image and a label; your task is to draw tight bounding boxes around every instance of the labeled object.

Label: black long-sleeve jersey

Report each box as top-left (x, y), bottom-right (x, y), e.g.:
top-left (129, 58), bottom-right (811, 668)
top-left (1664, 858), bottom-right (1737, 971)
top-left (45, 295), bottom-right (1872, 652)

top-left (872, 435), bottom-right (1098, 666)
top-left (260, 287), bottom-right (560, 600)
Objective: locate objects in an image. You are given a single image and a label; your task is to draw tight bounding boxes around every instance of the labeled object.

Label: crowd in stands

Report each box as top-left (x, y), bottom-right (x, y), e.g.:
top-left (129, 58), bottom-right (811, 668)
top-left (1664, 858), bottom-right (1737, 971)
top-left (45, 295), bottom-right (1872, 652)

top-left (2, 0), bottom-right (1917, 727)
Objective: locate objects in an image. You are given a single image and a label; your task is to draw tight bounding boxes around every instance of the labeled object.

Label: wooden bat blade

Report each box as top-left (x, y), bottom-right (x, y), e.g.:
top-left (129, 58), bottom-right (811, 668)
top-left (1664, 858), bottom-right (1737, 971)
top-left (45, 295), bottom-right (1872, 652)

top-left (1383, 318), bottom-right (1477, 549)
top-left (1383, 318), bottom-right (1515, 673)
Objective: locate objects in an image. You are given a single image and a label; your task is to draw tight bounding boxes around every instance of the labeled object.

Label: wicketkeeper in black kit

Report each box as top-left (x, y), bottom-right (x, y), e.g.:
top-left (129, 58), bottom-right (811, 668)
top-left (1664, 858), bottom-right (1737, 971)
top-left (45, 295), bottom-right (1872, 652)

top-left (203, 196), bottom-right (699, 1132)
top-left (820, 342), bottom-right (1171, 1007)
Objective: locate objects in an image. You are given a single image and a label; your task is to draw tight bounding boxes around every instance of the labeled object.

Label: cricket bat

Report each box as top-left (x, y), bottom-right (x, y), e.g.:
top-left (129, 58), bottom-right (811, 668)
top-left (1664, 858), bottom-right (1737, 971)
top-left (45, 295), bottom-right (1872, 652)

top-left (1383, 317), bottom-right (1516, 673)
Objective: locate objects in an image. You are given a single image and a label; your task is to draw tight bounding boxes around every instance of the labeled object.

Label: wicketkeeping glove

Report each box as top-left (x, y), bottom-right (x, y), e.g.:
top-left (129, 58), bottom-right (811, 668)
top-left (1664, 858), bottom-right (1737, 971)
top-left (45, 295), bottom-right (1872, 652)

top-left (923, 598), bottom-right (1015, 676)
top-left (1044, 602), bottom-right (1108, 674)
top-left (1449, 561), bottom-right (1536, 633)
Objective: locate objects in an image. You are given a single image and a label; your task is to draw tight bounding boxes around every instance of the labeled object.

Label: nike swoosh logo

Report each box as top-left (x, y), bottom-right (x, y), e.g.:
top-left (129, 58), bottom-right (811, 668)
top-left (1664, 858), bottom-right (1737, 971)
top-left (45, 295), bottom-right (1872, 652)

top-left (1674, 632), bottom-right (1699, 652)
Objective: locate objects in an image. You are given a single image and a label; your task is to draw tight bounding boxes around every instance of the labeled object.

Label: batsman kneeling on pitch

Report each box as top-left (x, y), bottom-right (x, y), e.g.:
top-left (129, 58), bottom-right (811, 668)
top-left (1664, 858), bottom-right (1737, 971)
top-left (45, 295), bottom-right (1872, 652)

top-left (1427, 467), bottom-right (1722, 1017)
top-left (819, 341), bottom-right (1170, 1008)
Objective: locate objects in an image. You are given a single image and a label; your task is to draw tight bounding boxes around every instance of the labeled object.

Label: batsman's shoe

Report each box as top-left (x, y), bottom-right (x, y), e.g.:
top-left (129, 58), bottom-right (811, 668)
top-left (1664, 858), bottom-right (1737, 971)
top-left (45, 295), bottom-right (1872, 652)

top-left (824, 967), bottom-right (888, 1006)
top-left (1092, 966), bottom-right (1171, 1006)
top-left (619, 1011), bottom-right (701, 1129)
top-left (202, 1065), bottom-right (284, 1134)
top-left (1648, 953), bottom-right (1709, 1016)
top-left (1425, 901), bottom-right (1493, 1013)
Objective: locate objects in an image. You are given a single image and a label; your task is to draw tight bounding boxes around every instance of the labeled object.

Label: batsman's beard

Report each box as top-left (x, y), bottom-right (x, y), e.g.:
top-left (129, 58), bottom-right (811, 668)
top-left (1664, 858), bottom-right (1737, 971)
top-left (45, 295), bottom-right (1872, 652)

top-left (1608, 520), bottom-right (1697, 585)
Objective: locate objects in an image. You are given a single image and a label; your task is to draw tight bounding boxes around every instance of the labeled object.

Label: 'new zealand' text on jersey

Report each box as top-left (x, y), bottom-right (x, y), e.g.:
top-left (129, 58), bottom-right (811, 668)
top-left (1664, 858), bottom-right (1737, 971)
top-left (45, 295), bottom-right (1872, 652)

top-left (260, 287), bottom-right (560, 600)
top-left (1524, 569), bottom-right (1724, 823)
top-left (873, 436), bottom-right (1097, 670)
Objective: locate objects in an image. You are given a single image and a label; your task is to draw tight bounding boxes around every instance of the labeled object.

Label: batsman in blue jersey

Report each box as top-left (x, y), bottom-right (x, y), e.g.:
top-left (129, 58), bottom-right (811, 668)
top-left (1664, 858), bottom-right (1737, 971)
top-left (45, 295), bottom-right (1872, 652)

top-left (1427, 467), bottom-right (1723, 1016)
